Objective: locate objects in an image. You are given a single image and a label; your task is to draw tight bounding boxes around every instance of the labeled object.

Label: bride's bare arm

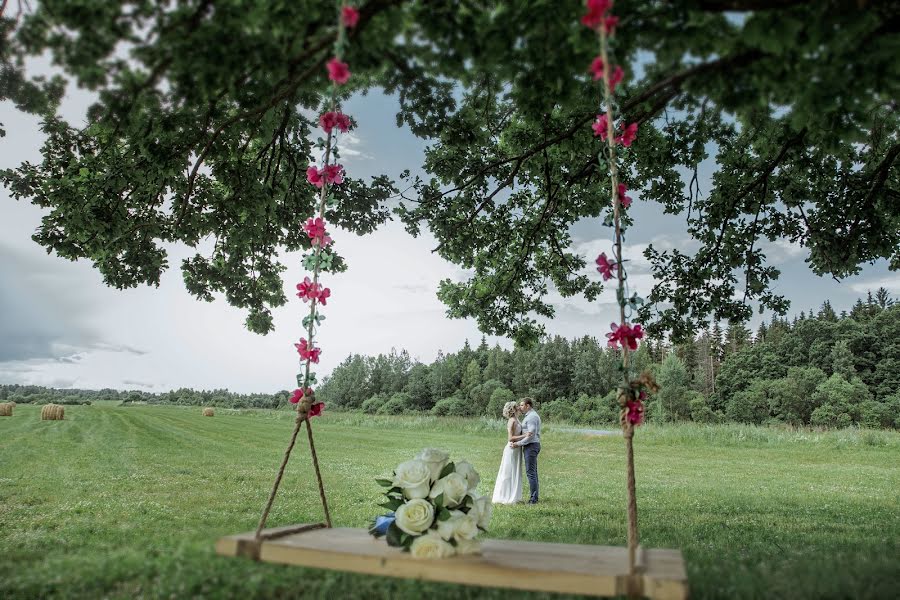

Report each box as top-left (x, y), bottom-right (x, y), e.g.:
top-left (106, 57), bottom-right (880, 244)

top-left (508, 418), bottom-right (533, 442)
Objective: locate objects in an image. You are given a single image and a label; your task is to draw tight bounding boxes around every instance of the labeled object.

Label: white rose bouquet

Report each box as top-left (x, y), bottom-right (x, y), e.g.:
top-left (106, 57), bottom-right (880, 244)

top-left (369, 448), bottom-right (492, 558)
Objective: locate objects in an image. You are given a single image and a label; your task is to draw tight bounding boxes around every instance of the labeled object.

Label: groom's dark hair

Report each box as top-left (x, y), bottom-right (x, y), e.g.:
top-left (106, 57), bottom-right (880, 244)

top-left (521, 397), bottom-right (534, 408)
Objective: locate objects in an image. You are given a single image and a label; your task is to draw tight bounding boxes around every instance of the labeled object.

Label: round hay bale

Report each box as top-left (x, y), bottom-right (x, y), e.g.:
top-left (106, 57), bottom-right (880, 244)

top-left (202, 407), bottom-right (215, 417)
top-left (41, 404), bottom-right (65, 420)
top-left (0, 402), bottom-right (12, 416)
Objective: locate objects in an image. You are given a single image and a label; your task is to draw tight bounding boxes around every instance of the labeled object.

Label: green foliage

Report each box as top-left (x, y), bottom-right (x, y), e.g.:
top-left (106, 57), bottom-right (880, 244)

top-left (360, 393), bottom-right (390, 415)
top-left (376, 392), bottom-right (412, 416)
top-left (540, 398), bottom-right (577, 423)
top-left (654, 354), bottom-right (693, 421)
top-left (2, 3), bottom-right (897, 341)
top-left (430, 394), bottom-right (470, 417)
top-left (484, 386), bottom-right (515, 418)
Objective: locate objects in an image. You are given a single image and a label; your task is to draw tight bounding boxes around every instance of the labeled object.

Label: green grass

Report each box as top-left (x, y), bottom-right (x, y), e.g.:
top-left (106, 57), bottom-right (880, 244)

top-left (1, 403), bottom-right (898, 599)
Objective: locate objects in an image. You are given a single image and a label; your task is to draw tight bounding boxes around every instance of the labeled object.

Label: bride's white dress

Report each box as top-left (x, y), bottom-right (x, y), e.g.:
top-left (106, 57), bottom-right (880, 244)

top-left (492, 419), bottom-right (523, 504)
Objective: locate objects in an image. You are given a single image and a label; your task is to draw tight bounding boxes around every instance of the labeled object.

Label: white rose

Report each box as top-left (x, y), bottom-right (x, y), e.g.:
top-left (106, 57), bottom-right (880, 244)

top-left (394, 498), bottom-right (435, 536)
top-left (437, 510), bottom-right (479, 541)
top-left (410, 530), bottom-right (456, 559)
top-left (454, 460), bottom-right (481, 491)
top-left (471, 494), bottom-right (493, 530)
top-left (455, 538), bottom-right (482, 556)
top-left (416, 448), bottom-right (450, 480)
top-left (392, 459), bottom-right (432, 499)
top-left (429, 472), bottom-right (468, 508)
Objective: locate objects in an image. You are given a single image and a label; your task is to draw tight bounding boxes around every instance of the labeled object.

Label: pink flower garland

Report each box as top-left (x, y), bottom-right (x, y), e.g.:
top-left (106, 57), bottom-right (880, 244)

top-left (585, 0), bottom-right (650, 424)
top-left (290, 3), bottom-right (360, 415)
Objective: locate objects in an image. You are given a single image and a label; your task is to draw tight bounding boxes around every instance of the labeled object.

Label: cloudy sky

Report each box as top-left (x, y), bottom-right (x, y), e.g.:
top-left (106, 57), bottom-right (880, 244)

top-left (2, 67), bottom-right (897, 393)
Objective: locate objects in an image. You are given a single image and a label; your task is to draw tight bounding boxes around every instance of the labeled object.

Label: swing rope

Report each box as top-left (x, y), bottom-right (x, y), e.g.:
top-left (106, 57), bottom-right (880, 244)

top-left (596, 10), bottom-right (641, 584)
top-left (254, 2), bottom-right (355, 541)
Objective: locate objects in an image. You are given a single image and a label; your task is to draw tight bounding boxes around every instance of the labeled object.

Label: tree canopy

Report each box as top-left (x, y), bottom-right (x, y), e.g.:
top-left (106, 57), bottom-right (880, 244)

top-left (2, 0), bottom-right (898, 341)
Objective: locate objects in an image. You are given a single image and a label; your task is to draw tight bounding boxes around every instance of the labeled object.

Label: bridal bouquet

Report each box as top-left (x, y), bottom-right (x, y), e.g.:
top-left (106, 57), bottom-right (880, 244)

top-left (369, 448), bottom-right (492, 558)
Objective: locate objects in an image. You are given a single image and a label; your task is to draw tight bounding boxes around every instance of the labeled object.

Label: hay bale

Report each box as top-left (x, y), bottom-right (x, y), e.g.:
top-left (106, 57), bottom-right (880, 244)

top-left (0, 402), bottom-right (12, 416)
top-left (41, 404), bottom-right (65, 420)
top-left (202, 407), bottom-right (215, 417)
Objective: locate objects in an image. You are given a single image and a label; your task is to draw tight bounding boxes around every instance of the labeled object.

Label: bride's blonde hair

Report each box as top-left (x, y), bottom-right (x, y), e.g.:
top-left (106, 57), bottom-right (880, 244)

top-left (502, 401), bottom-right (518, 419)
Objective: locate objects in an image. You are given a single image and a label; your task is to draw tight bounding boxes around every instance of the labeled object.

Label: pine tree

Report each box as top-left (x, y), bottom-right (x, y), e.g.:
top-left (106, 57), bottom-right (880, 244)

top-left (874, 287), bottom-right (893, 309)
top-left (818, 301), bottom-right (837, 322)
top-left (830, 340), bottom-right (856, 379)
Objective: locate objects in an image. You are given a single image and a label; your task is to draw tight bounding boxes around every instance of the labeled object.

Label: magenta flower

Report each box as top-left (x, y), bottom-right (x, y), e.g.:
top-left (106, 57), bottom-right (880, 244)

top-left (625, 399), bottom-right (644, 425)
top-left (317, 287), bottom-right (331, 306)
top-left (295, 338), bottom-right (321, 363)
top-left (308, 347), bottom-right (322, 363)
top-left (308, 402), bottom-right (325, 418)
top-left (327, 58), bottom-right (350, 84)
top-left (603, 15), bottom-right (620, 35)
top-left (608, 65), bottom-right (624, 92)
top-left (590, 56), bottom-right (605, 81)
top-left (324, 163), bottom-right (344, 186)
top-left (303, 218), bottom-right (333, 248)
top-left (592, 113), bottom-right (610, 139)
top-left (617, 183), bottom-right (632, 209)
top-left (606, 322), bottom-right (644, 350)
top-left (595, 252), bottom-right (618, 281)
top-left (320, 111), bottom-right (352, 133)
top-left (341, 6), bottom-right (360, 28)
top-left (296, 276), bottom-right (322, 302)
top-left (306, 165), bottom-right (324, 188)
top-left (290, 388), bottom-right (311, 404)
top-left (335, 112), bottom-right (352, 132)
top-left (616, 122), bottom-right (638, 147)
top-left (581, 0), bottom-right (612, 28)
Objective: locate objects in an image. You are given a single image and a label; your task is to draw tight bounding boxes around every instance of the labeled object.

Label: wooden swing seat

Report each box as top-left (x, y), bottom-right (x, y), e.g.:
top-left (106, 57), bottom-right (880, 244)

top-left (216, 524), bottom-right (688, 599)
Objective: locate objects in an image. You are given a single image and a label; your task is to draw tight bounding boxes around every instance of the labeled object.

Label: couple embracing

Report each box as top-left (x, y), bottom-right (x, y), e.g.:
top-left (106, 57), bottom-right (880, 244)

top-left (491, 397), bottom-right (541, 505)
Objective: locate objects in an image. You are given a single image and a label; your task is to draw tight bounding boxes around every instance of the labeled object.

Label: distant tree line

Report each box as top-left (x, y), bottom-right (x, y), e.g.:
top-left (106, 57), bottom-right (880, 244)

top-left (0, 386), bottom-right (291, 410)
top-left (318, 289), bottom-right (899, 429)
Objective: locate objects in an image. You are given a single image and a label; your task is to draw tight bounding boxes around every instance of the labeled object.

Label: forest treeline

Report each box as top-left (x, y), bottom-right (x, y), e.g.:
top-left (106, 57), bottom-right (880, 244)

top-left (2, 290), bottom-right (897, 429)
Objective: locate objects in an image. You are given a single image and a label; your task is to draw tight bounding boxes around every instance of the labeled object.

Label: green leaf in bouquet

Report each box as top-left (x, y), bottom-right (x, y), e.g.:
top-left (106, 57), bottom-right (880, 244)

top-left (302, 253), bottom-right (318, 270)
top-left (380, 497), bottom-right (404, 511)
top-left (319, 252), bottom-right (334, 270)
top-left (433, 493), bottom-right (444, 511)
top-left (400, 533), bottom-right (410, 546)
top-left (437, 507), bottom-right (452, 522)
top-left (375, 478), bottom-right (394, 487)
top-left (307, 372), bottom-right (317, 385)
top-left (438, 462), bottom-right (455, 480)
top-left (385, 522), bottom-right (403, 548)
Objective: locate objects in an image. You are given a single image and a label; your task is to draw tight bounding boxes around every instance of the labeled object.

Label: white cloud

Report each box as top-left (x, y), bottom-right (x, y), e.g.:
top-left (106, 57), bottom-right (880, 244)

top-left (850, 275), bottom-right (900, 294)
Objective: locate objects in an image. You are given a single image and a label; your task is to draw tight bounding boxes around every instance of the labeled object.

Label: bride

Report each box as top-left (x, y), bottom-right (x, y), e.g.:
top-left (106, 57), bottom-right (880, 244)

top-left (492, 400), bottom-right (532, 504)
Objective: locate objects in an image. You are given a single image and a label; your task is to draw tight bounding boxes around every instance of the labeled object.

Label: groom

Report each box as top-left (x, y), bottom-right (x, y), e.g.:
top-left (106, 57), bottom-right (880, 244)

top-left (509, 397), bottom-right (541, 504)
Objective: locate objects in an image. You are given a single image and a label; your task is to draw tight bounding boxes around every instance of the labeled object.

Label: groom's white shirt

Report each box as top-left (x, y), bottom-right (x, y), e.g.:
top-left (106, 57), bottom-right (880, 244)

top-left (514, 410), bottom-right (541, 447)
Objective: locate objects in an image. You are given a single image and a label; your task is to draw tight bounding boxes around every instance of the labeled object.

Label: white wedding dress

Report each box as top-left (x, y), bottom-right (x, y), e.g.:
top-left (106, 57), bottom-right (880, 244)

top-left (491, 418), bottom-right (523, 504)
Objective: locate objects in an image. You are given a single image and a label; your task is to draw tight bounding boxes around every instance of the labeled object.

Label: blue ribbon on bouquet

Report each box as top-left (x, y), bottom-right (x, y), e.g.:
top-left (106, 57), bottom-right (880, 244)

top-left (369, 512), bottom-right (395, 537)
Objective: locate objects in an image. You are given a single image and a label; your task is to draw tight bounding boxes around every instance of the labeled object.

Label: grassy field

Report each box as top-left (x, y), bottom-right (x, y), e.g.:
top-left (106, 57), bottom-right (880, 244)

top-left (1, 403), bottom-right (898, 599)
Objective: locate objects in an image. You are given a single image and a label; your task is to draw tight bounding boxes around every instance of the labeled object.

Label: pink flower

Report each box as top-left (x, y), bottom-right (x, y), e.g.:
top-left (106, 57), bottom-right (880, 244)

top-left (616, 122), bottom-right (638, 147)
top-left (304, 217), bottom-right (326, 240)
top-left (308, 402), bottom-right (325, 418)
top-left (608, 65), bottom-right (624, 92)
top-left (335, 112), bottom-right (352, 132)
top-left (308, 347), bottom-right (321, 363)
top-left (581, 0), bottom-right (612, 28)
top-left (606, 322), bottom-right (644, 350)
top-left (592, 113), bottom-right (609, 139)
top-left (324, 163), bottom-right (344, 186)
top-left (303, 217), bottom-right (333, 248)
top-left (320, 111), bottom-right (352, 133)
top-left (327, 58), bottom-right (350, 85)
top-left (604, 15), bottom-right (620, 35)
top-left (617, 183), bottom-right (632, 209)
top-left (306, 165), bottom-right (324, 188)
top-left (317, 287), bottom-right (331, 306)
top-left (341, 6), bottom-right (360, 28)
top-left (595, 252), bottom-right (618, 281)
top-left (295, 338), bottom-right (321, 363)
top-left (296, 276), bottom-right (322, 302)
top-left (319, 112), bottom-right (338, 131)
top-left (626, 399), bottom-right (644, 425)
top-left (590, 56), bottom-right (604, 81)
top-left (290, 388), bottom-right (312, 404)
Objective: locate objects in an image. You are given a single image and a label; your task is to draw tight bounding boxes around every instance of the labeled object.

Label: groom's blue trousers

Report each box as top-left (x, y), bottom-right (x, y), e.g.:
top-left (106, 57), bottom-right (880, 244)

top-left (524, 443), bottom-right (541, 503)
